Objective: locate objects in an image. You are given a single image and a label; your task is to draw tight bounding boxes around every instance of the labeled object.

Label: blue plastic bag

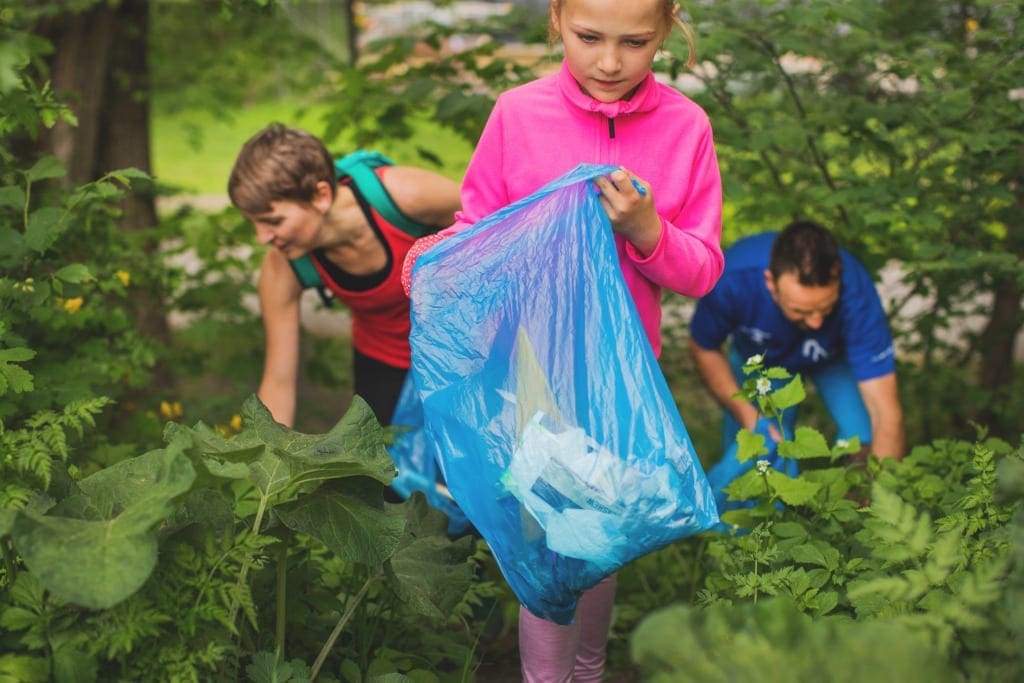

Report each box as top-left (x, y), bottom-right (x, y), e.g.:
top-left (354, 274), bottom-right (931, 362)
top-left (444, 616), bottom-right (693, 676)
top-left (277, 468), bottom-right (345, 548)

top-left (387, 375), bottom-right (472, 535)
top-left (407, 164), bottom-right (719, 624)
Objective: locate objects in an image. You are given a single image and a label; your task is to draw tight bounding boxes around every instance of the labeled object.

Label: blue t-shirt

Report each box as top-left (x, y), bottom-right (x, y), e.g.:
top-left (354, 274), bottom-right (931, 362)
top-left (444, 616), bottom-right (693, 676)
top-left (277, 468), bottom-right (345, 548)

top-left (690, 232), bottom-right (896, 381)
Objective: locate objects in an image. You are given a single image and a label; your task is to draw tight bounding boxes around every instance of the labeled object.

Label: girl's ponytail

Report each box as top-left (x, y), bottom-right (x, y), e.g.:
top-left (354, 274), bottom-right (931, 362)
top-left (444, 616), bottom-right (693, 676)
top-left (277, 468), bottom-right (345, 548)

top-left (669, 2), bottom-right (697, 68)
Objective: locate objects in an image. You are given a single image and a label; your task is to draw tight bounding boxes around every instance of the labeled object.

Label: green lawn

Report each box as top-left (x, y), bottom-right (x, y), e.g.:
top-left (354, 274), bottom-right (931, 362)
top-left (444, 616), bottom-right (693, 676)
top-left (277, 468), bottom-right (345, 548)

top-left (151, 101), bottom-right (474, 197)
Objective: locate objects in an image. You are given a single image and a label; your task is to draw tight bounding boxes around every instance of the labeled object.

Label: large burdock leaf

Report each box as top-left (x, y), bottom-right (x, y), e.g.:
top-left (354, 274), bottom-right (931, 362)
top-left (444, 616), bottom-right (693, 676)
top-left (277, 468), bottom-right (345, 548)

top-left (275, 480), bottom-right (406, 567)
top-left (386, 495), bottom-right (475, 619)
top-left (11, 444), bottom-right (195, 609)
top-left (242, 394), bottom-right (397, 493)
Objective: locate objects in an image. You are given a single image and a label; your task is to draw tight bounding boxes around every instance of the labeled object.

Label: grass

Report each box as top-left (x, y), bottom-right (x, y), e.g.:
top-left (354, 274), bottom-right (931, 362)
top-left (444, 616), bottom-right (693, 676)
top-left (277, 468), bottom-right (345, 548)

top-left (151, 100), bottom-right (474, 198)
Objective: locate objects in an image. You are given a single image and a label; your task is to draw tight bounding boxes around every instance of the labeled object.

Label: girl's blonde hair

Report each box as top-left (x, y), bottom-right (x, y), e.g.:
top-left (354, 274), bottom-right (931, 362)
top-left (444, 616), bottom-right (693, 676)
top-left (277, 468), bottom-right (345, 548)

top-left (549, 0), bottom-right (697, 68)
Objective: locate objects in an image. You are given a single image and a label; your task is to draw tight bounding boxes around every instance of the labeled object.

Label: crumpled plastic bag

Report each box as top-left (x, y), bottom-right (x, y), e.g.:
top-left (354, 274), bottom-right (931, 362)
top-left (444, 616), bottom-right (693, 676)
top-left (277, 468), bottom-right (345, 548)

top-left (387, 375), bottom-right (472, 536)
top-left (407, 164), bottom-right (719, 624)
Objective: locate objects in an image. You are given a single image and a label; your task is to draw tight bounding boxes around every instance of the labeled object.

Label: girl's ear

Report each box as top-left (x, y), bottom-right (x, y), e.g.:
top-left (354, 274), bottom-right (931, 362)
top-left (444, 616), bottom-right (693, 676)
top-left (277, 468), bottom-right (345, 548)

top-left (312, 180), bottom-right (334, 214)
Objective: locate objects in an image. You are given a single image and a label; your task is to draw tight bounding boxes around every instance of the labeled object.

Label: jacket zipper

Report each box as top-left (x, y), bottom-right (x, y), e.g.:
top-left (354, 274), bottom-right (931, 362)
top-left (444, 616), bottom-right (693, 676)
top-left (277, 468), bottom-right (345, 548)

top-left (607, 117), bottom-right (616, 139)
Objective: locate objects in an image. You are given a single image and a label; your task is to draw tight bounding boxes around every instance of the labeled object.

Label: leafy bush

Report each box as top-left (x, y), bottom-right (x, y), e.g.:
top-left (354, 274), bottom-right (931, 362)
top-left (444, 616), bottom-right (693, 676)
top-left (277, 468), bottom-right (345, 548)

top-left (626, 363), bottom-right (1024, 681)
top-left (0, 397), bottom-right (477, 682)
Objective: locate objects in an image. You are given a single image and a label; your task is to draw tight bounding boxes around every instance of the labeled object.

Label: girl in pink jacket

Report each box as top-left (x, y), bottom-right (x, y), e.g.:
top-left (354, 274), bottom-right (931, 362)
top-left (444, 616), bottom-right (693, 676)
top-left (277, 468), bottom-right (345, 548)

top-left (407, 1), bottom-right (723, 679)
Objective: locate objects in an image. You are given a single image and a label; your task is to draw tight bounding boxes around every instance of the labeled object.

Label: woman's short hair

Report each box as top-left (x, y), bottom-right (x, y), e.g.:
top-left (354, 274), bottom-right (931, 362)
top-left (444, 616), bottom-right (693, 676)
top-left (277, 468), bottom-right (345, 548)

top-left (227, 123), bottom-right (337, 215)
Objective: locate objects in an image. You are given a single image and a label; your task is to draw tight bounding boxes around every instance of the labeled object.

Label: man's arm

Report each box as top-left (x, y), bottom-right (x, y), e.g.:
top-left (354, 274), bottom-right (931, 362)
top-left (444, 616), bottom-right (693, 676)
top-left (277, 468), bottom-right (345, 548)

top-left (857, 372), bottom-right (905, 459)
top-left (257, 250), bottom-right (303, 428)
top-left (688, 338), bottom-right (761, 433)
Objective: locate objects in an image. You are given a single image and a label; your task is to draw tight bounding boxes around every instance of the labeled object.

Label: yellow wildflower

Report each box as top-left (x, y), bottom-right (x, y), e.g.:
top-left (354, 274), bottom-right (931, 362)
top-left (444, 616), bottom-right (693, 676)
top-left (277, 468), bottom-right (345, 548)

top-left (159, 401), bottom-right (184, 420)
top-left (229, 414), bottom-right (243, 432)
top-left (63, 297), bottom-right (84, 314)
top-left (965, 18), bottom-right (979, 32)
top-left (115, 270), bottom-right (131, 287)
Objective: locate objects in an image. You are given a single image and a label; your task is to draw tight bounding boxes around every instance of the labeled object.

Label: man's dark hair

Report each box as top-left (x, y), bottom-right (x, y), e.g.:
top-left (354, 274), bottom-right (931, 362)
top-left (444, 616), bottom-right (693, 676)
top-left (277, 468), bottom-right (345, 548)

top-left (768, 220), bottom-right (842, 286)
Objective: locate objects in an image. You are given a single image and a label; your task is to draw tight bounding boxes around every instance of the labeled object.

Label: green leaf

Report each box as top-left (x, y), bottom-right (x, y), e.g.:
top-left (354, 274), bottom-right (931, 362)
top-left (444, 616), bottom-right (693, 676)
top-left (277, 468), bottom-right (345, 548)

top-left (108, 167), bottom-right (152, 184)
top-left (772, 521), bottom-right (809, 539)
top-left (767, 470), bottom-right (821, 506)
top-left (723, 469), bottom-right (768, 503)
top-left (12, 447), bottom-right (196, 609)
top-left (0, 346), bottom-right (35, 395)
top-left (0, 509), bottom-right (14, 537)
top-left (275, 482), bottom-right (405, 567)
top-left (769, 375), bottom-right (806, 411)
top-left (736, 427), bottom-right (769, 463)
top-left (12, 513), bottom-right (159, 610)
top-left (0, 654), bottom-right (51, 683)
top-left (240, 395), bottom-right (397, 502)
top-left (54, 444), bottom-right (195, 523)
top-left (385, 495), bottom-right (475, 619)
top-left (54, 264), bottom-right (93, 283)
top-left (52, 643), bottom-right (98, 683)
top-left (778, 427), bottom-right (831, 460)
top-left (24, 207), bottom-right (66, 253)
top-left (25, 156), bottom-right (66, 182)
top-left (789, 540), bottom-right (841, 570)
top-left (0, 185), bottom-right (26, 211)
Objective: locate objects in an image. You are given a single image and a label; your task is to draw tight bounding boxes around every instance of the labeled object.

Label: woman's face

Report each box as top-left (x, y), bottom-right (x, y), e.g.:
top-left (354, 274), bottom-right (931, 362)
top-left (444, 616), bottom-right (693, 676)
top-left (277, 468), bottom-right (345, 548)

top-left (247, 181), bottom-right (332, 258)
top-left (249, 200), bottom-right (323, 259)
top-left (551, 0), bottom-right (667, 103)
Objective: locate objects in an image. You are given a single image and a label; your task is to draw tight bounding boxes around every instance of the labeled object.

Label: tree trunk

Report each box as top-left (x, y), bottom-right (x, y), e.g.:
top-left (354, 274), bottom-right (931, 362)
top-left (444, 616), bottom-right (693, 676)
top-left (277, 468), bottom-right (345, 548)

top-left (345, 0), bottom-right (358, 64)
top-left (97, 0), bottom-right (173, 350)
top-left (976, 280), bottom-right (1023, 436)
top-left (38, 3), bottom-right (118, 185)
top-left (40, 0), bottom-right (175, 393)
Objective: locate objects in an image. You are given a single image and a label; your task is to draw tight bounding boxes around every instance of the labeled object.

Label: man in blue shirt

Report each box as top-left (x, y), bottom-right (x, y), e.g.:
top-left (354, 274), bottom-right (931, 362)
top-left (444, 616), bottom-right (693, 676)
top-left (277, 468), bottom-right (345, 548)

top-left (689, 221), bottom-right (905, 478)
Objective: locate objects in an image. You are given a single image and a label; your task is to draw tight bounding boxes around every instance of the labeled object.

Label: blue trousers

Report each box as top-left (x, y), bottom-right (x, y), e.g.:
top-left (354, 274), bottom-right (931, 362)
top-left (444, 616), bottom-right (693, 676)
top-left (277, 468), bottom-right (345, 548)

top-left (707, 348), bottom-right (872, 524)
top-left (719, 347), bottom-right (872, 455)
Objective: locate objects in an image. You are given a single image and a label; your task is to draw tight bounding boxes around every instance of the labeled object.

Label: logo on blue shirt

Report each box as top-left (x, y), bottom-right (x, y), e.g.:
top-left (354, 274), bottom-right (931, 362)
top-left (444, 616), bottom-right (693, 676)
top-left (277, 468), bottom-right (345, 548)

top-left (802, 339), bottom-right (830, 363)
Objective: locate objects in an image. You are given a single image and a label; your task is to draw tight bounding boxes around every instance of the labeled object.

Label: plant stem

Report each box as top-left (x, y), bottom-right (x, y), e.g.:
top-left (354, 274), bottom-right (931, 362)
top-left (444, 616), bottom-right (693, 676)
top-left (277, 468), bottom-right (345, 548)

top-left (311, 574), bottom-right (378, 681)
top-left (275, 540), bottom-right (288, 664)
top-left (0, 539), bottom-right (17, 584)
top-left (228, 494), bottom-right (271, 627)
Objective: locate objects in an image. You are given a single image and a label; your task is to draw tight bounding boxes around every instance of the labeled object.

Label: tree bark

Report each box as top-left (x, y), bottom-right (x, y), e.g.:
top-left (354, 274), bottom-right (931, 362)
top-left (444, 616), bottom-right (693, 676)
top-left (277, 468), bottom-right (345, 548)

top-left (345, 0), bottom-right (358, 64)
top-left (98, 0), bottom-right (172, 350)
top-left (38, 3), bottom-right (118, 185)
top-left (40, 0), bottom-right (174, 392)
top-left (976, 281), bottom-right (1023, 435)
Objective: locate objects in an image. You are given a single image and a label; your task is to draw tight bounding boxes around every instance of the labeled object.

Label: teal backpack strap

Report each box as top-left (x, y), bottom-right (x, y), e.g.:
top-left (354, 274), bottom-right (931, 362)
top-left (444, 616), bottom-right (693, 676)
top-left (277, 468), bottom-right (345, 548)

top-left (287, 149), bottom-right (435, 305)
top-left (335, 150), bottom-right (435, 238)
top-left (288, 254), bottom-right (333, 307)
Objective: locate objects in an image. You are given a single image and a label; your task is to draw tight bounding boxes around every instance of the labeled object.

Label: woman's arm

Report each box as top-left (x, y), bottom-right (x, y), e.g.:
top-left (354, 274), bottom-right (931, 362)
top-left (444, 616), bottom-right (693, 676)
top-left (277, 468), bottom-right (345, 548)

top-left (383, 166), bottom-right (462, 228)
top-left (257, 249), bottom-right (303, 427)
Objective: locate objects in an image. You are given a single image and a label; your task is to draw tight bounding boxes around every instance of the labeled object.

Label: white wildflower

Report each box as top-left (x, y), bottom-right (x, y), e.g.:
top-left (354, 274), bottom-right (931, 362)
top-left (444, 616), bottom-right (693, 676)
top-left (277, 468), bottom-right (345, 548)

top-left (756, 459), bottom-right (771, 475)
top-left (747, 354), bottom-right (764, 365)
top-left (836, 439), bottom-right (850, 449)
top-left (756, 377), bottom-right (772, 395)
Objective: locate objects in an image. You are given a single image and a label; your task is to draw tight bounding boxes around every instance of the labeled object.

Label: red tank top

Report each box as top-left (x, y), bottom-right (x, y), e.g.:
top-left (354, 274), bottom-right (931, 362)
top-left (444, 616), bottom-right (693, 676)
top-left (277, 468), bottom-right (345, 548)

top-left (311, 170), bottom-right (422, 369)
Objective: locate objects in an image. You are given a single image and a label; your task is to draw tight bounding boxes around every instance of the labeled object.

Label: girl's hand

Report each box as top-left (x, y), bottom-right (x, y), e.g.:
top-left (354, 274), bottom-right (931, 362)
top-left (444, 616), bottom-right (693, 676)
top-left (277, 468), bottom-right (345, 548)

top-left (593, 168), bottom-right (661, 256)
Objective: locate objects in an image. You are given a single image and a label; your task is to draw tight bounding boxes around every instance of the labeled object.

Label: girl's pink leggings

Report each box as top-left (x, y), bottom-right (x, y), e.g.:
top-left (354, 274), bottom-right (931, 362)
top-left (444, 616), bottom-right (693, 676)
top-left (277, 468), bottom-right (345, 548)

top-left (518, 574), bottom-right (617, 682)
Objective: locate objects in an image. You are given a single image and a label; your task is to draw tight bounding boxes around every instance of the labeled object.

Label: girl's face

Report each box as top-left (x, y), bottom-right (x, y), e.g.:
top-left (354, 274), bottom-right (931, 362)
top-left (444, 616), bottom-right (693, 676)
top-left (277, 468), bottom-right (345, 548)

top-left (551, 0), bottom-right (668, 103)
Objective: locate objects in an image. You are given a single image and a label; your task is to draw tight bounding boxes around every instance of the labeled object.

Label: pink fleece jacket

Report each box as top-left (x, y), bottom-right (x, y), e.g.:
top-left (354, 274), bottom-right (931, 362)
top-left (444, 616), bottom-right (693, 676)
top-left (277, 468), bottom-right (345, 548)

top-left (442, 61), bottom-right (724, 356)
